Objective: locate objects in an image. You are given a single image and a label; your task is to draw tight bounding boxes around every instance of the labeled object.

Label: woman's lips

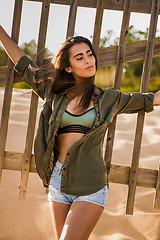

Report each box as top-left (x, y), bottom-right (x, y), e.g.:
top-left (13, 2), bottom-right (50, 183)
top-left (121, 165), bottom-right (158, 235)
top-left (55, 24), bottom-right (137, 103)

top-left (85, 66), bottom-right (93, 70)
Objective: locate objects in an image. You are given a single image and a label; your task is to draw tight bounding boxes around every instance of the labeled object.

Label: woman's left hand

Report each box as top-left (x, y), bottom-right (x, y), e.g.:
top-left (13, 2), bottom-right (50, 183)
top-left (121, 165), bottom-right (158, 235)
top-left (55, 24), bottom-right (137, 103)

top-left (153, 90), bottom-right (160, 106)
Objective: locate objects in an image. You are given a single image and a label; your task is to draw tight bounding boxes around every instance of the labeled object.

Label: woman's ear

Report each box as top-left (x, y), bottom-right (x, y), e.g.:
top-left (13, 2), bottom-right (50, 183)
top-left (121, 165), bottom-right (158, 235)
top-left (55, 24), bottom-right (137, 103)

top-left (65, 67), bottom-right (72, 73)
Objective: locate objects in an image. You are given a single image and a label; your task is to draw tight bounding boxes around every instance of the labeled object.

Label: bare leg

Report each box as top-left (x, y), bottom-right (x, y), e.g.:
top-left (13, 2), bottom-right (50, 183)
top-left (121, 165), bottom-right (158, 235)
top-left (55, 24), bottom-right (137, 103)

top-left (59, 201), bottom-right (104, 240)
top-left (49, 201), bottom-right (71, 239)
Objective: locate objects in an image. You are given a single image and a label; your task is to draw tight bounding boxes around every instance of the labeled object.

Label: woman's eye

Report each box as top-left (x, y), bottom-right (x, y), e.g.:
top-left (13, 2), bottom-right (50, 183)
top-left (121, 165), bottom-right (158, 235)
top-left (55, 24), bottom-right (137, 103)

top-left (76, 53), bottom-right (93, 60)
top-left (77, 57), bottom-right (83, 60)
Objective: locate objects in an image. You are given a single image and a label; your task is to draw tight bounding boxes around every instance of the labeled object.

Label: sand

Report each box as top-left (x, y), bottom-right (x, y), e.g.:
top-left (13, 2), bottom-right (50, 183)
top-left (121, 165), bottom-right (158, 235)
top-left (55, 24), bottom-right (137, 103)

top-left (0, 88), bottom-right (160, 240)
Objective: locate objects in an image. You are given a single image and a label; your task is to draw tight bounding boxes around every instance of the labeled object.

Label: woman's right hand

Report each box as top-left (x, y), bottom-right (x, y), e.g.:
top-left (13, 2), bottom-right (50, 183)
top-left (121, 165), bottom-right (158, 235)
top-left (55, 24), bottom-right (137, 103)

top-left (0, 25), bottom-right (24, 65)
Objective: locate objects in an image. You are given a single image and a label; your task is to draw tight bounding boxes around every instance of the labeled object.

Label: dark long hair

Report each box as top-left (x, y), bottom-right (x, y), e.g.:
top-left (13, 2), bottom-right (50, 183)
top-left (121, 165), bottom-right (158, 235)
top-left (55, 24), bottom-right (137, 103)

top-left (50, 36), bottom-right (98, 112)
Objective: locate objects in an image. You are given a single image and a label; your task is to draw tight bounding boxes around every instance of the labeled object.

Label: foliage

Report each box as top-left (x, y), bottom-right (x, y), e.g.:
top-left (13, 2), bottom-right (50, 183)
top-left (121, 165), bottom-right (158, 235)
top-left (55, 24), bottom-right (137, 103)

top-left (99, 30), bottom-right (119, 48)
top-left (0, 46), bottom-right (8, 66)
top-left (20, 39), bottom-right (50, 61)
top-left (126, 25), bottom-right (149, 42)
top-left (0, 40), bottom-right (51, 89)
top-left (97, 25), bottom-right (160, 93)
top-left (1, 27), bottom-right (160, 92)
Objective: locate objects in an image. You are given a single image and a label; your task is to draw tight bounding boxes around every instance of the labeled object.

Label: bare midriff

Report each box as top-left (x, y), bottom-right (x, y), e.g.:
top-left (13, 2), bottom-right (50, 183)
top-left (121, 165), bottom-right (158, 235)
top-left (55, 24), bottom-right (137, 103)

top-left (57, 97), bottom-right (94, 164)
top-left (57, 132), bottom-right (84, 164)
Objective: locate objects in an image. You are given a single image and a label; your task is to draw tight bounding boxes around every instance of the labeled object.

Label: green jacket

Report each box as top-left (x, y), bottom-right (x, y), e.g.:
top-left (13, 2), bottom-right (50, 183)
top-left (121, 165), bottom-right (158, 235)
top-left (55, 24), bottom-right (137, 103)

top-left (15, 55), bottom-right (154, 196)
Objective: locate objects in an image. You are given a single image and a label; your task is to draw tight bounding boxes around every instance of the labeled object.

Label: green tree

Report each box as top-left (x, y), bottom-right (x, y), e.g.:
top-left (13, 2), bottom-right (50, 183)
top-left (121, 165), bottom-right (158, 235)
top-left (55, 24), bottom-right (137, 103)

top-left (124, 26), bottom-right (160, 92)
top-left (0, 39), bottom-right (51, 67)
top-left (0, 40), bottom-right (51, 89)
top-left (0, 46), bottom-right (8, 66)
top-left (21, 39), bottom-right (51, 61)
top-left (99, 25), bottom-right (160, 93)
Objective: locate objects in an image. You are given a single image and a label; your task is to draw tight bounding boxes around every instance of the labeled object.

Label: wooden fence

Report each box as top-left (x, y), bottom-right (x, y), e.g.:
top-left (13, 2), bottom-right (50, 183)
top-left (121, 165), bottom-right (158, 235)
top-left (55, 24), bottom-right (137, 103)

top-left (0, 0), bottom-right (160, 215)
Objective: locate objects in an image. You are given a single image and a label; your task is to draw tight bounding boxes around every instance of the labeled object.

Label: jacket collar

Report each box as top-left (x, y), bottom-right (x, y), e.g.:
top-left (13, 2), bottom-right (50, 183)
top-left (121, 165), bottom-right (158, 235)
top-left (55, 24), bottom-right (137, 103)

top-left (92, 85), bottom-right (103, 98)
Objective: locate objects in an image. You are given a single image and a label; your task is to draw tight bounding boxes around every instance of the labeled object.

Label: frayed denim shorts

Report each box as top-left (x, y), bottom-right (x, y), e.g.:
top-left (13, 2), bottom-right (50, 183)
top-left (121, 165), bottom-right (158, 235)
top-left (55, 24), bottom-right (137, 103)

top-left (48, 160), bottom-right (108, 208)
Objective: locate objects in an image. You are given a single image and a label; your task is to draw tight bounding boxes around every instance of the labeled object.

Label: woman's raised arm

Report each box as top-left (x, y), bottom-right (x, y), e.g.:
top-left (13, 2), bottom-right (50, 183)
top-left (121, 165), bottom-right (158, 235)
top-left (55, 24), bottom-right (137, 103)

top-left (0, 25), bottom-right (24, 65)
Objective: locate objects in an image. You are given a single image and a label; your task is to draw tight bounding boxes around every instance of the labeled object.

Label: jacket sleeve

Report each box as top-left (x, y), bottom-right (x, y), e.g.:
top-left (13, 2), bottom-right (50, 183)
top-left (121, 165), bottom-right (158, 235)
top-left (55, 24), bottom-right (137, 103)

top-left (115, 89), bottom-right (154, 114)
top-left (14, 55), bottom-right (52, 99)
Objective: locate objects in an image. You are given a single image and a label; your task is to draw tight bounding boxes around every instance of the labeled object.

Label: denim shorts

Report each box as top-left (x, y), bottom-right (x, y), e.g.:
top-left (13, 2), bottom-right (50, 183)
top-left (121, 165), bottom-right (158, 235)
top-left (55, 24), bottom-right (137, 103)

top-left (48, 160), bottom-right (108, 208)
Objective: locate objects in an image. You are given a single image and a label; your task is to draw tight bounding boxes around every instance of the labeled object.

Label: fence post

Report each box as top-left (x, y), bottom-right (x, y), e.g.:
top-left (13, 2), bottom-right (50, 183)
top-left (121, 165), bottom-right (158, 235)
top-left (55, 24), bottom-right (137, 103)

top-left (66, 0), bottom-right (78, 39)
top-left (0, 0), bottom-right (23, 183)
top-left (18, 0), bottom-right (51, 201)
top-left (126, 0), bottom-right (160, 215)
top-left (104, 0), bottom-right (133, 183)
top-left (92, 0), bottom-right (105, 55)
top-left (153, 161), bottom-right (160, 209)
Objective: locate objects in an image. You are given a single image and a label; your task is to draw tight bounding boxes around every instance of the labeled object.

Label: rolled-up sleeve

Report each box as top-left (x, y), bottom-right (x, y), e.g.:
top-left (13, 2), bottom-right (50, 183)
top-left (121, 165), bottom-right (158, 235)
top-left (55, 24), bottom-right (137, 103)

top-left (116, 91), bottom-right (154, 114)
top-left (14, 55), bottom-right (51, 99)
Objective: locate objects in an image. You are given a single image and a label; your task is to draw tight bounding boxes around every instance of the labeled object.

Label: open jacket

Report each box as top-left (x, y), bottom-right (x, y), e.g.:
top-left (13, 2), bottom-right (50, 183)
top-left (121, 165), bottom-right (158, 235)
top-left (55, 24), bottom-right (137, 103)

top-left (15, 55), bottom-right (154, 196)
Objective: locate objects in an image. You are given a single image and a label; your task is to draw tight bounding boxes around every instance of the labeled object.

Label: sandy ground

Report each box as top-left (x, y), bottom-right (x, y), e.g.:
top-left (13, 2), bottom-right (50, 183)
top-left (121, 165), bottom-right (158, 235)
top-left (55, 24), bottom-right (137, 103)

top-left (0, 88), bottom-right (160, 240)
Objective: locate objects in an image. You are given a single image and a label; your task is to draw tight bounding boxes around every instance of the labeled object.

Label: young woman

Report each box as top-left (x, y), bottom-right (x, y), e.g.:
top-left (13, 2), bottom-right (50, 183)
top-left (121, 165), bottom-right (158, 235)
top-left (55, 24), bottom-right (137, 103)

top-left (1, 25), bottom-right (160, 240)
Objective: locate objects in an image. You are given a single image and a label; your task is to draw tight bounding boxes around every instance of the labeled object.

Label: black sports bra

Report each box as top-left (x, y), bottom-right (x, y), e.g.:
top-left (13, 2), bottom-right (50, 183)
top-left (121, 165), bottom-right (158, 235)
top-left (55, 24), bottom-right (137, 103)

top-left (57, 107), bottom-right (96, 135)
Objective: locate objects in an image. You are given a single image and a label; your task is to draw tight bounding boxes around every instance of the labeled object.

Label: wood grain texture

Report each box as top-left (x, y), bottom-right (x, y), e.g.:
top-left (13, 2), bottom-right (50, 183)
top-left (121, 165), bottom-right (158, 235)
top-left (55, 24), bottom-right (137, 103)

top-left (92, 0), bottom-right (105, 56)
top-left (66, 0), bottom-right (78, 39)
top-left (27, 0), bottom-right (160, 14)
top-left (0, 67), bottom-right (21, 86)
top-left (0, 0), bottom-right (159, 215)
top-left (0, 0), bottom-right (23, 183)
top-left (154, 162), bottom-right (160, 209)
top-left (126, 0), bottom-right (160, 215)
top-left (104, 0), bottom-right (133, 193)
top-left (114, 0), bottom-right (133, 90)
top-left (3, 151), bottom-right (36, 173)
top-left (18, 0), bottom-right (51, 201)
top-left (1, 37), bottom-right (160, 87)
top-left (3, 151), bottom-right (158, 189)
top-left (98, 37), bottom-right (160, 67)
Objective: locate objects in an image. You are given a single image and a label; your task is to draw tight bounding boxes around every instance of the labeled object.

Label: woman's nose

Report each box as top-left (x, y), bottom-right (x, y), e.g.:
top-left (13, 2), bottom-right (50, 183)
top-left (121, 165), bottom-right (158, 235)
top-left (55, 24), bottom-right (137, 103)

top-left (84, 55), bottom-right (89, 63)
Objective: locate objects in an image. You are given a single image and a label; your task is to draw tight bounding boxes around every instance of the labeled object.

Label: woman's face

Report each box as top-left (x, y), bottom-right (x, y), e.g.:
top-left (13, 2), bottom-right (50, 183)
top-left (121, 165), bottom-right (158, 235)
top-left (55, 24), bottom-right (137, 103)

top-left (66, 42), bottom-right (96, 81)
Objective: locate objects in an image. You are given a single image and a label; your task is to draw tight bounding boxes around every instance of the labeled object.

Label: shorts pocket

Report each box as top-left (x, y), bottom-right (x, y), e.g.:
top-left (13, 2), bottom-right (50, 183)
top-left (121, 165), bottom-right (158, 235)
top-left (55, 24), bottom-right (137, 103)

top-left (51, 166), bottom-right (62, 177)
top-left (49, 185), bottom-right (59, 193)
top-left (49, 167), bottom-right (62, 191)
top-left (103, 185), bottom-right (108, 205)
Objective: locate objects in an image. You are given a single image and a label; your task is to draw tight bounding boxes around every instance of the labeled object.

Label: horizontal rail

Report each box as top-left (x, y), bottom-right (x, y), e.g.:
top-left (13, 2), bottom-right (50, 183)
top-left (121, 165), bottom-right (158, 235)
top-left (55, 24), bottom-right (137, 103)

top-left (98, 37), bottom-right (160, 68)
top-left (1, 37), bottom-right (160, 87)
top-left (26, 0), bottom-right (160, 14)
top-left (0, 67), bottom-right (21, 86)
top-left (3, 150), bottom-right (158, 189)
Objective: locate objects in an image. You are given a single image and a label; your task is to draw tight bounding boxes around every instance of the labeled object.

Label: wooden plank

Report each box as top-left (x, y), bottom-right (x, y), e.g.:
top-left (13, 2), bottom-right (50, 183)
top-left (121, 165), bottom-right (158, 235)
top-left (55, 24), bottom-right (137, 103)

top-left (0, 66), bottom-right (22, 86)
top-left (98, 37), bottom-right (160, 68)
top-left (27, 0), bottom-right (160, 15)
top-left (0, 67), bottom-right (7, 86)
top-left (126, 0), bottom-right (160, 215)
top-left (109, 164), bottom-right (157, 188)
top-left (92, 0), bottom-right (105, 56)
top-left (1, 37), bottom-right (160, 87)
top-left (18, 0), bottom-right (51, 201)
top-left (66, 0), bottom-right (78, 39)
top-left (0, 0), bottom-right (23, 183)
top-left (104, 0), bottom-right (133, 181)
top-left (3, 151), bottom-right (158, 189)
top-left (153, 162), bottom-right (160, 209)
top-left (114, 0), bottom-right (133, 90)
top-left (3, 151), bottom-right (36, 173)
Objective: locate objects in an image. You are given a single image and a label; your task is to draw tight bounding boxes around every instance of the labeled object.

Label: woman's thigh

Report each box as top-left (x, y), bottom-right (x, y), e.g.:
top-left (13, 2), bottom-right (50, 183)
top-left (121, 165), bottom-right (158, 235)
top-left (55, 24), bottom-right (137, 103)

top-left (50, 201), bottom-right (71, 240)
top-left (59, 201), bottom-right (104, 240)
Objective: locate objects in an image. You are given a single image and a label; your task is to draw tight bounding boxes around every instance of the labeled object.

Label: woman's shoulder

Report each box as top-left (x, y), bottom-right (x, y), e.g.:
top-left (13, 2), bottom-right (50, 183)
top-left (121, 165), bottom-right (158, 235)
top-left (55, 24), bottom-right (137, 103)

top-left (93, 85), bottom-right (120, 98)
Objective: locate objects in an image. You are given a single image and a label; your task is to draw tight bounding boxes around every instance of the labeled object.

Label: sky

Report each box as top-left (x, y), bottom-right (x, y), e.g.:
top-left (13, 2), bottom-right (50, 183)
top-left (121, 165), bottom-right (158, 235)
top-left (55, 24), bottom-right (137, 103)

top-left (0, 0), bottom-right (160, 57)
